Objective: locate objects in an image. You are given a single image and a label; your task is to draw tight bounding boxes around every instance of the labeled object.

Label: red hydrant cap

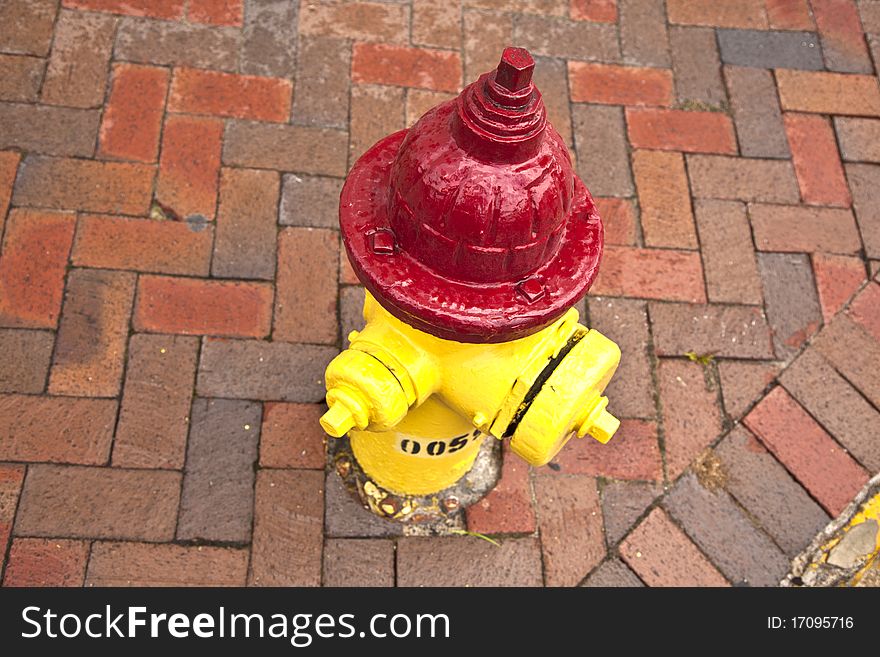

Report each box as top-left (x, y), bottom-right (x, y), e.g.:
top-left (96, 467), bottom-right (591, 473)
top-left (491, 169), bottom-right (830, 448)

top-left (339, 47), bottom-right (605, 343)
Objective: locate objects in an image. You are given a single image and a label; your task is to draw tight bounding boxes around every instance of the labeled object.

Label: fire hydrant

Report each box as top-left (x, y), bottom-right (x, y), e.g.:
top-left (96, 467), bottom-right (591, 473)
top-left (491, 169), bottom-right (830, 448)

top-left (321, 47), bottom-right (621, 521)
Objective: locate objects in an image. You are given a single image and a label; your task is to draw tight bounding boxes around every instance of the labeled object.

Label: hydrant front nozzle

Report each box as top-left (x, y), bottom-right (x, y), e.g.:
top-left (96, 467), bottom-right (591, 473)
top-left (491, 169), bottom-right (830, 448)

top-left (321, 401), bottom-right (356, 438)
top-left (576, 396), bottom-right (620, 444)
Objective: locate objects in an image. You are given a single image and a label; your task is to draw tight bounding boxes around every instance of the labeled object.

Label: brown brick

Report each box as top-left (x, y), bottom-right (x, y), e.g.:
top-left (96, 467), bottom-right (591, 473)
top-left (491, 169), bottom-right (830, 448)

top-left (533, 56), bottom-right (573, 148)
top-left (658, 359), bottom-right (724, 480)
top-left (835, 117), bottom-right (880, 163)
top-left (670, 27), bottom-right (725, 106)
top-left (664, 473), bottom-right (789, 586)
top-left (463, 9), bottom-right (513, 83)
top-left (0, 103), bottom-right (99, 158)
top-left (776, 69), bottom-right (880, 117)
top-left (718, 360), bottom-right (780, 419)
top-left (785, 113), bottom-right (851, 207)
top-left (601, 479), bottom-right (662, 545)
top-left (4, 538), bottom-right (88, 587)
top-left (168, 67), bottom-right (292, 123)
top-left (397, 537), bottom-right (543, 586)
top-left (0, 330), bottom-right (53, 393)
top-left (860, 0), bottom-right (880, 31)
top-left (757, 253), bottom-right (821, 359)
top-left (239, 0), bottom-right (297, 77)
top-left (0, 151), bottom-right (19, 235)
top-left (695, 200), bottom-right (762, 305)
top-left (717, 426), bottom-right (830, 557)
top-left (64, 0), bottom-right (185, 19)
top-left (299, 0), bottom-right (409, 42)
top-left (114, 17), bottom-right (240, 71)
top-left (188, 0), bottom-right (243, 26)
top-left (260, 403), bottom-right (326, 469)
top-left (667, 0), bottom-right (768, 28)
top-left (687, 155), bottom-right (799, 203)
top-left (591, 247), bottom-right (706, 303)
top-left (41, 10), bottom-right (116, 108)
top-left (0, 465), bottom-right (25, 561)
top-left (569, 62), bottom-right (673, 106)
top-left (619, 0), bottom-right (669, 66)
top-left (413, 0), bottom-right (460, 49)
top-left (157, 115), bottom-right (223, 221)
top-left (0, 0), bottom-right (58, 56)
top-left (274, 227), bottom-right (338, 344)
top-left (466, 442), bottom-right (536, 534)
top-left (86, 542), bottom-right (247, 586)
top-left (812, 0), bottom-right (873, 73)
top-left (0, 395), bottom-right (115, 464)
top-left (632, 150), bottom-right (697, 249)
top-left (48, 269), bottom-right (135, 397)
top-left (352, 44), bottom-right (461, 93)
top-left (279, 174), bottom-right (344, 229)
top-left (292, 36), bottom-right (351, 129)
top-left (15, 465), bottom-right (181, 540)
top-left (572, 105), bottom-right (633, 197)
top-left (534, 474), bottom-right (605, 586)
top-left (745, 386), bottom-right (870, 515)
top-left (0, 210), bottom-right (75, 329)
top-left (620, 507), bottom-right (729, 586)
top-left (812, 253), bottom-right (866, 321)
top-left (13, 156), bottom-right (155, 215)
top-left (177, 398), bottom-right (260, 542)
top-left (850, 281), bottom-right (880, 341)
top-left (749, 204), bottom-right (861, 255)
top-left (846, 163), bottom-right (880, 258)
top-left (766, 0), bottom-right (814, 29)
top-left (466, 0), bottom-right (566, 14)
top-left (212, 168), bottom-right (278, 280)
top-left (250, 469), bottom-right (323, 586)
top-left (135, 276), bottom-right (273, 338)
top-left (814, 315), bottom-right (880, 408)
top-left (583, 558), bottom-right (645, 587)
top-left (198, 338), bottom-right (337, 402)
top-left (513, 13), bottom-right (620, 61)
top-left (781, 348), bottom-right (880, 471)
top-left (571, 0), bottom-right (619, 22)
top-left (113, 334), bottom-right (198, 469)
top-left (627, 109), bottom-right (737, 154)
top-left (724, 66), bottom-right (789, 158)
top-left (587, 297), bottom-right (654, 418)
top-left (324, 470), bottom-right (403, 538)
top-left (98, 64), bottom-right (170, 163)
top-left (0, 55), bottom-right (44, 102)
top-left (323, 538), bottom-right (395, 587)
top-left (72, 214), bottom-right (213, 276)
top-left (650, 302), bottom-right (775, 359)
top-left (223, 121), bottom-right (349, 177)
top-left (596, 197), bottom-right (637, 245)
top-left (349, 84), bottom-right (406, 168)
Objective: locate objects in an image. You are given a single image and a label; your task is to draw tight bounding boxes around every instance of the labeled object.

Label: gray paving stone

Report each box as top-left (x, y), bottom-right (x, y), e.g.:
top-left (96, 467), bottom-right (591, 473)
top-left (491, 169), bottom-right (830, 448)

top-left (718, 29), bottom-right (823, 70)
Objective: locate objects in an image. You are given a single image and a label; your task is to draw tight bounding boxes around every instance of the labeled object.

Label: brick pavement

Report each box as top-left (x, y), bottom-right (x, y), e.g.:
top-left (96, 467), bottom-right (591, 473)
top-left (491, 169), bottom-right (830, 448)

top-left (1, 0), bottom-right (879, 587)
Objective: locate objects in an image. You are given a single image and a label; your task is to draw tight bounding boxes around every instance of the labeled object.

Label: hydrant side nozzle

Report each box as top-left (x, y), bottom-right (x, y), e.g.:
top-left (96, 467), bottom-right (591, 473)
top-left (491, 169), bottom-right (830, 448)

top-left (321, 401), bottom-right (357, 438)
top-left (576, 396), bottom-right (620, 444)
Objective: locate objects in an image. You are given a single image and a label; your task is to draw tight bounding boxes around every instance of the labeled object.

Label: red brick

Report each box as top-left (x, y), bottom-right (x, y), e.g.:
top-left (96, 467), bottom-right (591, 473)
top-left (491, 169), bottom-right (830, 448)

top-left (188, 0), bottom-right (243, 26)
top-left (3, 538), bottom-right (89, 587)
top-left (0, 151), bottom-right (18, 235)
top-left (259, 403), bottom-right (327, 469)
top-left (632, 150), bottom-right (697, 249)
top-left (274, 227), bottom-right (338, 344)
top-left (568, 62), bottom-right (673, 106)
top-left (15, 465), bottom-right (181, 540)
top-left (134, 276), bottom-right (273, 338)
top-left (849, 282), bottom-right (880, 342)
top-left (543, 419), bottom-right (662, 481)
top-left (571, 0), bottom-right (618, 22)
top-left (659, 359), bottom-right (724, 480)
top-left (591, 246), bottom-right (707, 303)
top-left (627, 108), bottom-right (737, 154)
top-left (718, 360), bottom-right (780, 419)
top-left (0, 329), bottom-right (54, 393)
top-left (744, 387), bottom-right (870, 516)
top-left (98, 64), bottom-right (169, 163)
top-left (0, 210), bottom-right (75, 329)
top-left (784, 113), bottom-right (851, 207)
top-left (340, 249), bottom-right (360, 285)
top-left (620, 507), bottom-right (729, 586)
top-left (323, 539), bottom-right (395, 587)
top-left (0, 55), bottom-right (42, 102)
top-left (49, 269), bottom-right (136, 397)
top-left (812, 253), bottom-right (866, 321)
top-left (157, 115), bottom-right (223, 220)
top-left (62, 0), bottom-right (185, 19)
top-left (750, 204), bottom-right (861, 255)
top-left (765, 0), bottom-right (814, 29)
top-left (0, 0), bottom-right (58, 57)
top-left (650, 302), bottom-right (775, 359)
top-left (814, 315), bottom-right (880, 407)
top-left (249, 469), bottom-right (323, 586)
top-left (86, 542), bottom-right (248, 586)
top-left (595, 197), bottom-right (637, 245)
top-left (299, 0), bottom-right (410, 43)
top-left (168, 68), bottom-right (292, 123)
top-left (812, 0), bottom-right (872, 73)
top-left (466, 442), bottom-right (536, 535)
top-left (352, 43), bottom-right (462, 93)
top-left (776, 70), bottom-right (880, 117)
top-left (41, 10), bottom-right (116, 109)
top-left (12, 156), bottom-right (156, 215)
top-left (667, 0), bottom-right (767, 28)
top-left (412, 1), bottom-right (460, 49)
top-left (535, 474), bottom-right (605, 586)
top-left (213, 168), bottom-right (279, 280)
top-left (72, 214), bottom-right (213, 276)
top-left (0, 465), bottom-right (25, 563)
top-left (113, 334), bottom-right (199, 469)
